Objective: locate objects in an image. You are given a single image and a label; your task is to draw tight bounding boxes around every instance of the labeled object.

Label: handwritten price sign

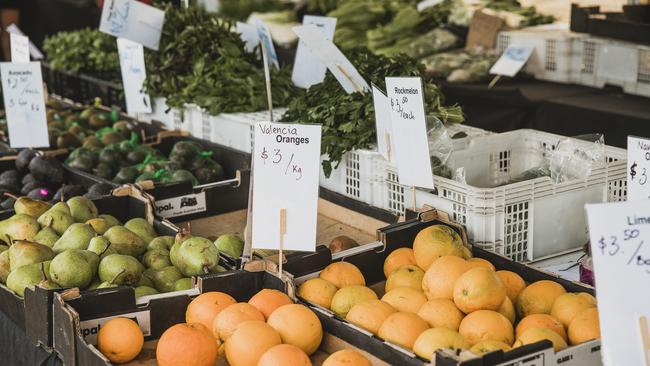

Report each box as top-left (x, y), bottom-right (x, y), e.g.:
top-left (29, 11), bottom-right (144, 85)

top-left (99, 0), bottom-right (165, 50)
top-left (627, 136), bottom-right (650, 201)
top-left (117, 38), bottom-right (151, 114)
top-left (251, 122), bottom-right (321, 252)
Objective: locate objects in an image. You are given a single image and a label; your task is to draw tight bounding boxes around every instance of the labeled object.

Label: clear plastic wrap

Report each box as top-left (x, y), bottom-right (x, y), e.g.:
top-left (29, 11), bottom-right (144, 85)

top-left (549, 134), bottom-right (605, 184)
top-left (426, 116), bottom-right (454, 179)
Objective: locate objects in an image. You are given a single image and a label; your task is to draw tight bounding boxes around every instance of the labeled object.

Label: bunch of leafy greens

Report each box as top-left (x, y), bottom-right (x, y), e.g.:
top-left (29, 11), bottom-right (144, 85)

top-left (281, 48), bottom-right (463, 177)
top-left (143, 5), bottom-right (300, 115)
top-left (485, 0), bottom-right (554, 26)
top-left (43, 28), bottom-right (119, 75)
top-left (217, 0), bottom-right (291, 21)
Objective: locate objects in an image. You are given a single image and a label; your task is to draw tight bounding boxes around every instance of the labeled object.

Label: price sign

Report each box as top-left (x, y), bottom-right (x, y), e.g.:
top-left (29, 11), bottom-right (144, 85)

top-left (385, 77), bottom-right (434, 189)
top-left (627, 136), bottom-right (650, 201)
top-left (236, 22), bottom-right (260, 53)
top-left (251, 122), bottom-right (321, 252)
top-left (10, 33), bottom-right (29, 63)
top-left (293, 24), bottom-right (369, 94)
top-left (117, 38), bottom-right (152, 114)
top-left (586, 200), bottom-right (650, 366)
top-left (99, 0), bottom-right (165, 50)
top-left (255, 18), bottom-right (279, 70)
top-left (291, 15), bottom-right (337, 89)
top-left (6, 24), bottom-right (44, 60)
top-left (372, 85), bottom-right (394, 162)
top-left (0, 62), bottom-right (49, 148)
top-left (490, 45), bottom-right (535, 77)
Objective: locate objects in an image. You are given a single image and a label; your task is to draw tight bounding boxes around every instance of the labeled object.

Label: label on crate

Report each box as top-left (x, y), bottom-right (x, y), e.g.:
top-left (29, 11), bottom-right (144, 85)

top-left (154, 192), bottom-right (207, 218)
top-left (585, 200), bottom-right (650, 366)
top-left (117, 37), bottom-right (152, 114)
top-left (372, 85), bottom-right (394, 162)
top-left (236, 22), bottom-right (260, 53)
top-left (0, 62), bottom-right (49, 148)
top-left (251, 122), bottom-right (321, 251)
top-left (255, 18), bottom-right (279, 70)
top-left (10, 33), bottom-right (29, 63)
top-left (6, 24), bottom-right (43, 60)
top-left (490, 45), bottom-right (534, 77)
top-left (385, 77), bottom-right (434, 190)
top-left (292, 24), bottom-right (369, 94)
top-left (627, 136), bottom-right (650, 201)
top-left (292, 15), bottom-right (337, 89)
top-left (80, 310), bottom-right (151, 345)
top-left (99, 0), bottom-right (165, 50)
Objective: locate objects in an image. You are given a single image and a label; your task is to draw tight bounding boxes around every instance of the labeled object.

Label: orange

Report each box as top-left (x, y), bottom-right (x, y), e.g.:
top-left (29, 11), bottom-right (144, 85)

top-left (453, 267), bottom-right (506, 313)
top-left (516, 314), bottom-right (567, 341)
top-left (297, 278), bottom-right (338, 309)
top-left (186, 292), bottom-right (236, 331)
top-left (466, 258), bottom-right (495, 271)
top-left (383, 248), bottom-right (416, 278)
top-left (568, 307), bottom-right (600, 345)
top-left (267, 304), bottom-right (323, 355)
top-left (381, 287), bottom-right (427, 314)
top-left (248, 289), bottom-right (293, 319)
top-left (459, 310), bottom-right (514, 346)
top-left (225, 320), bottom-right (282, 366)
top-left (257, 344), bottom-right (312, 366)
top-left (498, 296), bottom-right (516, 324)
top-left (385, 265), bottom-right (424, 292)
top-left (323, 349), bottom-right (372, 366)
top-left (413, 328), bottom-right (468, 361)
top-left (514, 327), bottom-right (568, 351)
top-left (212, 302), bottom-right (265, 343)
top-left (378, 312), bottom-right (429, 350)
top-left (422, 256), bottom-right (470, 300)
top-left (319, 262), bottom-right (365, 288)
top-left (496, 270), bottom-right (526, 302)
top-left (417, 299), bottom-right (464, 331)
top-left (516, 280), bottom-right (566, 318)
top-left (330, 286), bottom-right (378, 317)
top-left (551, 292), bottom-right (597, 327)
top-left (469, 340), bottom-right (511, 355)
top-left (156, 323), bottom-right (217, 366)
top-left (97, 317), bottom-right (144, 364)
top-left (345, 299), bottom-right (396, 335)
top-left (413, 225), bottom-right (465, 271)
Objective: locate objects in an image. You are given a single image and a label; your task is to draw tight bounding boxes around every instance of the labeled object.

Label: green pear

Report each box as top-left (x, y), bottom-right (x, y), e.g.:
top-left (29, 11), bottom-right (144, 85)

top-left (168, 232), bottom-right (191, 270)
top-left (14, 197), bottom-right (51, 218)
top-left (38, 209), bottom-right (74, 235)
top-left (169, 236), bottom-right (220, 277)
top-left (79, 250), bottom-right (100, 277)
top-left (135, 285), bottom-right (159, 298)
top-left (49, 250), bottom-right (95, 289)
top-left (0, 250), bottom-right (10, 284)
top-left (103, 226), bottom-right (146, 257)
top-left (9, 240), bottom-right (54, 271)
top-left (147, 236), bottom-right (174, 251)
top-left (0, 214), bottom-right (40, 244)
top-left (0, 244), bottom-right (8, 253)
top-left (86, 280), bottom-right (101, 290)
top-left (85, 218), bottom-right (116, 235)
top-left (97, 268), bottom-right (126, 289)
top-left (7, 261), bottom-right (51, 297)
top-left (173, 278), bottom-right (192, 291)
top-left (142, 249), bottom-right (171, 270)
top-left (67, 196), bottom-right (98, 223)
top-left (137, 274), bottom-right (154, 287)
top-left (87, 236), bottom-right (117, 259)
top-left (144, 266), bottom-right (183, 293)
top-left (52, 223), bottom-right (95, 253)
top-left (214, 234), bottom-right (244, 259)
top-left (98, 214), bottom-right (121, 227)
top-left (98, 254), bottom-right (143, 286)
top-left (49, 201), bottom-right (70, 215)
top-left (33, 227), bottom-right (59, 247)
top-left (124, 218), bottom-right (157, 245)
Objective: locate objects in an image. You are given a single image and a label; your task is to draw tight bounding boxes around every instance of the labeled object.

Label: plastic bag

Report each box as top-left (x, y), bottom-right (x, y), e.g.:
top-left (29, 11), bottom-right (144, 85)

top-left (426, 116), bottom-right (454, 179)
top-left (549, 134), bottom-right (605, 184)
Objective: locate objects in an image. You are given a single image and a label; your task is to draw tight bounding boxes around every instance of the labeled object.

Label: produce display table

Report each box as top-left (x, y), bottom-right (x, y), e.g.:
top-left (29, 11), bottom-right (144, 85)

top-left (0, 310), bottom-right (61, 366)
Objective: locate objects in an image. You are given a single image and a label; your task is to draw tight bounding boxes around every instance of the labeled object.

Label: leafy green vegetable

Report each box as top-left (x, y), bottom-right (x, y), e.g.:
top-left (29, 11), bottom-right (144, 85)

top-left (43, 28), bottom-right (119, 75)
top-left (218, 0), bottom-right (291, 21)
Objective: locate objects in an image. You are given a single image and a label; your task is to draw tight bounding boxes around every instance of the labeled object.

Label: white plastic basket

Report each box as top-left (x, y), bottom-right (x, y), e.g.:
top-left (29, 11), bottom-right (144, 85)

top-left (148, 98), bottom-right (184, 131)
top-left (208, 109), bottom-right (287, 153)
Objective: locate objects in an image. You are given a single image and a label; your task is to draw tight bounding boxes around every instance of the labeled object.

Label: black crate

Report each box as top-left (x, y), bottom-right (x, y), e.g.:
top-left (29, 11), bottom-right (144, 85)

top-left (571, 4), bottom-right (650, 45)
top-left (42, 64), bottom-right (125, 110)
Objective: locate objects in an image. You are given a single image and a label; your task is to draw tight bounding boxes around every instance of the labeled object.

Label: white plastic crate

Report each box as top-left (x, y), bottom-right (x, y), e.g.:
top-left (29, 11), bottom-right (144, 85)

top-left (573, 36), bottom-right (650, 98)
top-left (209, 109), bottom-right (287, 153)
top-left (148, 98), bottom-right (183, 131)
top-left (496, 27), bottom-right (586, 84)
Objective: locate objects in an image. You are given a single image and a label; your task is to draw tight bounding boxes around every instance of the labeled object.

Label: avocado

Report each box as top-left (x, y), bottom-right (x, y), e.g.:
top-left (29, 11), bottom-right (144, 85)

top-left (21, 174), bottom-right (36, 185)
top-left (93, 163), bottom-right (114, 180)
top-left (194, 164), bottom-right (224, 184)
top-left (67, 124), bottom-right (85, 136)
top-left (21, 181), bottom-right (48, 196)
top-left (112, 121), bottom-right (132, 139)
top-left (56, 132), bottom-right (81, 149)
top-left (170, 141), bottom-right (202, 161)
top-left (82, 136), bottom-right (104, 149)
top-left (85, 183), bottom-right (114, 199)
top-left (89, 114), bottom-right (111, 129)
top-left (1, 197), bottom-right (15, 210)
top-left (136, 172), bottom-right (156, 182)
top-left (0, 170), bottom-right (21, 185)
top-left (170, 170), bottom-right (198, 186)
top-left (113, 167), bottom-right (139, 184)
top-left (100, 131), bottom-right (124, 146)
top-left (98, 148), bottom-right (122, 166)
top-left (126, 149), bottom-right (148, 165)
top-left (67, 155), bottom-right (95, 173)
top-left (52, 185), bottom-right (85, 202)
top-left (27, 187), bottom-right (52, 201)
top-left (15, 149), bottom-right (38, 173)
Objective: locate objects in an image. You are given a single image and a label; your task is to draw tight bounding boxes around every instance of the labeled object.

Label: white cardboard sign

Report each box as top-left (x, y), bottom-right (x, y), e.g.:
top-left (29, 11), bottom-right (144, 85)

top-left (489, 44), bottom-right (534, 77)
top-left (385, 77), bottom-right (434, 189)
top-left (236, 21), bottom-right (260, 53)
top-left (117, 38), bottom-right (152, 114)
top-left (255, 18), bottom-right (279, 70)
top-left (154, 192), bottom-right (207, 219)
top-left (10, 33), bottom-right (29, 63)
top-left (1, 62), bottom-right (49, 148)
top-left (251, 122), bottom-right (321, 252)
top-left (372, 85), bottom-right (394, 162)
top-left (292, 24), bottom-right (369, 94)
top-left (586, 200), bottom-right (650, 366)
top-left (6, 24), bottom-right (43, 60)
top-left (291, 15), bottom-right (337, 89)
top-left (99, 0), bottom-right (165, 50)
top-left (627, 136), bottom-right (650, 201)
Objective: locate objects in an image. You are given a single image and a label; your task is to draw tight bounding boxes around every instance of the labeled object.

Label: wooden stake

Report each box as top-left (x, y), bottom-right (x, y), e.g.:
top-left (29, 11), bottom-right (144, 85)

top-left (278, 208), bottom-right (287, 276)
top-left (261, 41), bottom-right (274, 122)
top-left (336, 64), bottom-right (365, 95)
top-left (488, 74), bottom-right (501, 89)
top-left (640, 316), bottom-right (650, 366)
top-left (412, 186), bottom-right (417, 211)
top-left (385, 132), bottom-right (392, 162)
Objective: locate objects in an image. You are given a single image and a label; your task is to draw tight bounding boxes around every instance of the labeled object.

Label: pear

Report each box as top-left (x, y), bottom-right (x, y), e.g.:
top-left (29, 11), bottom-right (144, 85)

top-left (173, 278), bottom-right (192, 291)
top-left (0, 214), bottom-right (40, 244)
top-left (86, 280), bottom-right (101, 290)
top-left (67, 196), bottom-right (98, 223)
top-left (169, 236), bottom-right (220, 277)
top-left (52, 223), bottom-right (95, 253)
top-left (97, 268), bottom-right (125, 289)
top-left (80, 250), bottom-right (100, 278)
top-left (9, 240), bottom-right (54, 271)
top-left (103, 226), bottom-right (146, 257)
top-left (137, 274), bottom-right (154, 288)
top-left (142, 249), bottom-right (171, 270)
top-left (33, 227), bottom-right (59, 247)
top-left (38, 208), bottom-right (74, 235)
top-left (144, 266), bottom-right (183, 293)
top-left (0, 250), bottom-right (10, 283)
top-left (85, 218), bottom-right (115, 235)
top-left (87, 236), bottom-right (117, 259)
top-left (49, 250), bottom-right (95, 289)
top-left (147, 236), bottom-right (174, 251)
top-left (0, 244), bottom-right (7, 253)
top-left (98, 254), bottom-right (143, 286)
top-left (38, 261), bottom-right (60, 290)
top-left (135, 286), bottom-right (159, 298)
top-left (49, 201), bottom-right (71, 215)
top-left (124, 218), bottom-right (157, 245)
top-left (98, 214), bottom-right (121, 227)
top-left (14, 197), bottom-right (51, 218)
top-left (7, 261), bottom-right (51, 297)
top-left (214, 234), bottom-right (244, 259)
